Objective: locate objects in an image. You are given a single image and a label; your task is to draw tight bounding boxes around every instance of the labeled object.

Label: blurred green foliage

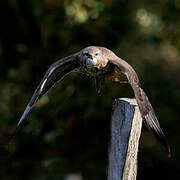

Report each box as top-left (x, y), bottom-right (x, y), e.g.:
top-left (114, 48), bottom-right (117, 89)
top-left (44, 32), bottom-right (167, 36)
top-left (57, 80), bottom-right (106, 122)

top-left (0, 0), bottom-right (180, 179)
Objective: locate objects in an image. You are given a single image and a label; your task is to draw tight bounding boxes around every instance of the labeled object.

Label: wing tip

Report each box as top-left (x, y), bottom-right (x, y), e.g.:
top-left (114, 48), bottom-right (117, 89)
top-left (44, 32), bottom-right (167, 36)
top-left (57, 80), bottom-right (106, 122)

top-left (143, 114), bottom-right (171, 157)
top-left (7, 105), bottom-right (31, 145)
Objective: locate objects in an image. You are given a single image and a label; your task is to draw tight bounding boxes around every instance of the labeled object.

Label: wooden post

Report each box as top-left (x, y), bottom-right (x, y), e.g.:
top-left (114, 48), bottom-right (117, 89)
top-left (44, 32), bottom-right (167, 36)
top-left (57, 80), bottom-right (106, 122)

top-left (108, 98), bottom-right (142, 180)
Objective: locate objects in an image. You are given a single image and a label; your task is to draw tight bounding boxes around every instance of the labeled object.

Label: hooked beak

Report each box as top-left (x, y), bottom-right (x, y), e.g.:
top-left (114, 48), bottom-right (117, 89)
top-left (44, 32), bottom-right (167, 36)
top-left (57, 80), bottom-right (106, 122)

top-left (87, 53), bottom-right (93, 59)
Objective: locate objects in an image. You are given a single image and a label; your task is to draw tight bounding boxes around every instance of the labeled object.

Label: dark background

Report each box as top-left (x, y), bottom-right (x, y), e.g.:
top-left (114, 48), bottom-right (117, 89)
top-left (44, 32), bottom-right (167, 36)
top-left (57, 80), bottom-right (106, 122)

top-left (0, 0), bottom-right (179, 179)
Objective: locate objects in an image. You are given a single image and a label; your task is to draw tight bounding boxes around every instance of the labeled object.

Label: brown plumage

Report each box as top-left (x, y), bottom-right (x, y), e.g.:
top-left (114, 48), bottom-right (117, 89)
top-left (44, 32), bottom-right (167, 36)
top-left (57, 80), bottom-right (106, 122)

top-left (8, 46), bottom-right (170, 156)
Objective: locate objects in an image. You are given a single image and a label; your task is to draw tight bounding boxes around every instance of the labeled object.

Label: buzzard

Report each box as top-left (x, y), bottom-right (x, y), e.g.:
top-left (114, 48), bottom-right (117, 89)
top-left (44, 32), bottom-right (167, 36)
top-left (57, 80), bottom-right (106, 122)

top-left (8, 46), bottom-right (170, 156)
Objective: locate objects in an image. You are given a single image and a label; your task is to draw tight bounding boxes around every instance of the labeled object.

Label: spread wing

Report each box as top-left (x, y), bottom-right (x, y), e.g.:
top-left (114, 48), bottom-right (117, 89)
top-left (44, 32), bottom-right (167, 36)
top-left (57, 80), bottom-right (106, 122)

top-left (8, 54), bottom-right (80, 144)
top-left (108, 57), bottom-right (171, 156)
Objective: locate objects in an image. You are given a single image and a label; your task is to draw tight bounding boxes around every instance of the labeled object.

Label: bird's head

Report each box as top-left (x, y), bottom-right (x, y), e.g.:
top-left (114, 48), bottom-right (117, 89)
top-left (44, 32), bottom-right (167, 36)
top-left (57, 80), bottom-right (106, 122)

top-left (79, 46), bottom-right (108, 71)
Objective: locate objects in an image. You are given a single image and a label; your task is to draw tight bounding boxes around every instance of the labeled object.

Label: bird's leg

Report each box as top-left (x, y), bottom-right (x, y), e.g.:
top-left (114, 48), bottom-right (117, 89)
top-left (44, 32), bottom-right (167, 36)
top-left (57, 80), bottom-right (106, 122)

top-left (119, 80), bottom-right (129, 83)
top-left (106, 66), bottom-right (129, 83)
top-left (107, 76), bottom-right (129, 83)
top-left (95, 76), bottom-right (104, 95)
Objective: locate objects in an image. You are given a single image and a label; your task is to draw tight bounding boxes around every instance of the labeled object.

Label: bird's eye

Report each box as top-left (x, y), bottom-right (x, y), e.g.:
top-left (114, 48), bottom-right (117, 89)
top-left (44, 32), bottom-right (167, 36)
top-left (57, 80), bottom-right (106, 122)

top-left (95, 53), bottom-right (99, 56)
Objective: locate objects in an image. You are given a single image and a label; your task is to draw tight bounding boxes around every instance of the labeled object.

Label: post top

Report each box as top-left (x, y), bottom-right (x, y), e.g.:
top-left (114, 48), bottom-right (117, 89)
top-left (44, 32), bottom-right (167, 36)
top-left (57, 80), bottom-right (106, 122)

top-left (117, 98), bottom-right (138, 106)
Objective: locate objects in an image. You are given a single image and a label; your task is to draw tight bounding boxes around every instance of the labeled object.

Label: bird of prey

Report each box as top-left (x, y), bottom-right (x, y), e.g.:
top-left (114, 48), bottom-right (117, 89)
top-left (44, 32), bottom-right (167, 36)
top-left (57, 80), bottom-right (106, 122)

top-left (8, 46), bottom-right (170, 156)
